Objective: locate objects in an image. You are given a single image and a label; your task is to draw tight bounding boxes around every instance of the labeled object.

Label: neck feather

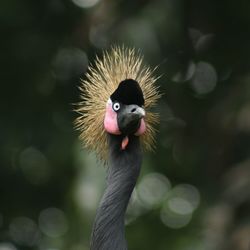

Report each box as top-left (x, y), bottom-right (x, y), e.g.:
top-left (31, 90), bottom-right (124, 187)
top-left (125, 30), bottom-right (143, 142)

top-left (90, 134), bottom-right (142, 250)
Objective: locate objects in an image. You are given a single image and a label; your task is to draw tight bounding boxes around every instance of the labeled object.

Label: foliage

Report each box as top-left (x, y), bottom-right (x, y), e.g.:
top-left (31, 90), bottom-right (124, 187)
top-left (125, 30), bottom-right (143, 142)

top-left (1, 0), bottom-right (250, 249)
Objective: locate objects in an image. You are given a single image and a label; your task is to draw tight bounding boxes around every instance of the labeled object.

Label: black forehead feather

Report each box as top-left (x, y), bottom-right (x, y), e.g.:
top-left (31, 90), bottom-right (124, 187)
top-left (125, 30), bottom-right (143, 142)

top-left (110, 79), bottom-right (144, 106)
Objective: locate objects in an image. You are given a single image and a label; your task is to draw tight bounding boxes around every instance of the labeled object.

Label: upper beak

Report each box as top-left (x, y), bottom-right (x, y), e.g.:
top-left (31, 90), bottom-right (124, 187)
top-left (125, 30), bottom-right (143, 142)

top-left (123, 105), bottom-right (145, 122)
top-left (131, 106), bottom-right (145, 118)
top-left (117, 105), bottom-right (145, 134)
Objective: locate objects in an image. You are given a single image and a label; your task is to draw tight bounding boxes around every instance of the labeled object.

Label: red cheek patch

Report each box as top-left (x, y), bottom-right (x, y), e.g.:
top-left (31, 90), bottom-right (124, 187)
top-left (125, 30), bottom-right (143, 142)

top-left (104, 104), bottom-right (121, 135)
top-left (135, 118), bottom-right (146, 136)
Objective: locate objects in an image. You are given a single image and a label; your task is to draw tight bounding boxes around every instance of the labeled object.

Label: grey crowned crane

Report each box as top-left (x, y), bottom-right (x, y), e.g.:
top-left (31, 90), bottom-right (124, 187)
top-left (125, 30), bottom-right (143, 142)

top-left (75, 47), bottom-right (160, 250)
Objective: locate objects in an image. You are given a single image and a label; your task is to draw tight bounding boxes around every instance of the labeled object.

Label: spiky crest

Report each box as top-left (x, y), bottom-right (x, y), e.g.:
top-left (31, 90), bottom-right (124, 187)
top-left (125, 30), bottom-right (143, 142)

top-left (75, 46), bottom-right (161, 161)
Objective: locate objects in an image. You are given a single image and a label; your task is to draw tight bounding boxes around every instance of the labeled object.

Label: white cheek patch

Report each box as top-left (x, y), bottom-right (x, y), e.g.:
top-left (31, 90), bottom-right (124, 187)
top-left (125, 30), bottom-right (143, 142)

top-left (106, 98), bottom-right (112, 107)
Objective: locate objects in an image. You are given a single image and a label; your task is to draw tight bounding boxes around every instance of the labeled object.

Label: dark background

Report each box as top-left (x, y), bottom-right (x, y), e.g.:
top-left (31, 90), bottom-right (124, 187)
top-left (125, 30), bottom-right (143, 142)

top-left (1, 0), bottom-right (250, 249)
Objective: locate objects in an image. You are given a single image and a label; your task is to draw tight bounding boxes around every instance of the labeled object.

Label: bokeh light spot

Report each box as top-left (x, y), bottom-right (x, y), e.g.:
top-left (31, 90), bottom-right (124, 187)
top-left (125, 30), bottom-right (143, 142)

top-left (125, 189), bottom-right (147, 225)
top-left (89, 24), bottom-right (108, 49)
top-left (9, 217), bottom-right (40, 247)
top-left (172, 61), bottom-right (196, 83)
top-left (171, 184), bottom-right (200, 211)
top-left (0, 243), bottom-right (17, 250)
top-left (52, 48), bottom-right (88, 82)
top-left (168, 197), bottom-right (193, 215)
top-left (75, 180), bottom-right (100, 212)
top-left (137, 173), bottom-right (171, 208)
top-left (19, 147), bottom-right (51, 185)
top-left (160, 204), bottom-right (192, 229)
top-left (160, 183), bottom-right (200, 229)
top-left (72, 0), bottom-right (100, 9)
top-left (38, 208), bottom-right (68, 238)
top-left (195, 34), bottom-right (215, 54)
top-left (118, 19), bottom-right (160, 58)
top-left (191, 61), bottom-right (217, 95)
top-left (188, 28), bottom-right (202, 47)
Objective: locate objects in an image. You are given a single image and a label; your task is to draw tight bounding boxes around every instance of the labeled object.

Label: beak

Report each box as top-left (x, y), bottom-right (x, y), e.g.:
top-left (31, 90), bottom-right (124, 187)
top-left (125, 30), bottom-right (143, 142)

top-left (131, 106), bottom-right (145, 118)
top-left (117, 105), bottom-right (145, 135)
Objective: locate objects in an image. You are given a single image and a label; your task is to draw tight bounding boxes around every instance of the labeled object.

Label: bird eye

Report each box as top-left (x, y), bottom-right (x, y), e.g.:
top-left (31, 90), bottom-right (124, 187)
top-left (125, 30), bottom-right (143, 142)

top-left (112, 102), bottom-right (120, 112)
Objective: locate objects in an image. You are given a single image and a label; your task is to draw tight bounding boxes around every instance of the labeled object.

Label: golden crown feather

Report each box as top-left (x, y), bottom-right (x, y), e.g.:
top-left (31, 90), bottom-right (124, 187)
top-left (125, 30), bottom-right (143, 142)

top-left (75, 46), bottom-right (161, 161)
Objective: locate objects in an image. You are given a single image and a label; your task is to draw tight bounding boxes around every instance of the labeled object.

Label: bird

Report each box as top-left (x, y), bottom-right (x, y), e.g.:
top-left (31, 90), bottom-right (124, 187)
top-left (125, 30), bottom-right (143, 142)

top-left (75, 46), bottom-right (160, 250)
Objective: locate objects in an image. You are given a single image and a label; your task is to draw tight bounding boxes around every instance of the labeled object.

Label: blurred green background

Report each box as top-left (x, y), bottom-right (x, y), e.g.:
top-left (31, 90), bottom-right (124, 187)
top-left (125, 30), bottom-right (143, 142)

top-left (1, 0), bottom-right (250, 249)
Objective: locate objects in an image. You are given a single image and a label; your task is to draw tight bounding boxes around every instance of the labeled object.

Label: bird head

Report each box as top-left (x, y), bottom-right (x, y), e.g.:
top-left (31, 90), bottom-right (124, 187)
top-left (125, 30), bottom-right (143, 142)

top-left (75, 46), bottom-right (160, 161)
top-left (104, 79), bottom-right (145, 136)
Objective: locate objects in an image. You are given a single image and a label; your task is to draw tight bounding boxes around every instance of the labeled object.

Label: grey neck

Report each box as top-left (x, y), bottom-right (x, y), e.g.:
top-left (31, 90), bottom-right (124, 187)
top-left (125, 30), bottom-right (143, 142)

top-left (90, 134), bottom-right (142, 250)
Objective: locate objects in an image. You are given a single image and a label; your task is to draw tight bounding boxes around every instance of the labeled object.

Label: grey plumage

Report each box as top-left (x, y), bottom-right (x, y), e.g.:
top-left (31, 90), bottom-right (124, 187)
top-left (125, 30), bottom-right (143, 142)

top-left (90, 134), bottom-right (142, 250)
